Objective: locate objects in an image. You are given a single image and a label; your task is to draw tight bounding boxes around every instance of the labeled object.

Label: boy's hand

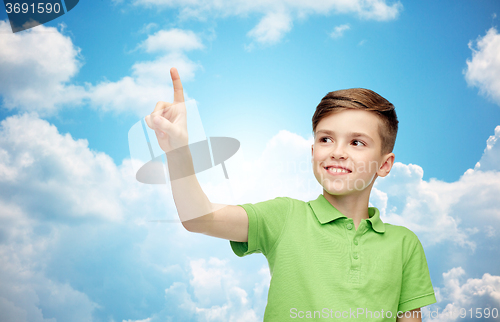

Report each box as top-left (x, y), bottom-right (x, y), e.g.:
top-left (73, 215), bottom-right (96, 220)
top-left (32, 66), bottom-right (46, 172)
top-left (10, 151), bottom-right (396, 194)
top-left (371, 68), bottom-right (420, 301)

top-left (145, 67), bottom-right (188, 153)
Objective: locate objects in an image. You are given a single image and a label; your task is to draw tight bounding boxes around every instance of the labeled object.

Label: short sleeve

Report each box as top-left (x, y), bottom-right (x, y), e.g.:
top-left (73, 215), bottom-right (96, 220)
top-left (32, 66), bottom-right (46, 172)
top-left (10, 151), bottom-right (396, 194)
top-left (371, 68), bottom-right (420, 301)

top-left (230, 197), bottom-right (290, 258)
top-left (398, 235), bottom-right (437, 312)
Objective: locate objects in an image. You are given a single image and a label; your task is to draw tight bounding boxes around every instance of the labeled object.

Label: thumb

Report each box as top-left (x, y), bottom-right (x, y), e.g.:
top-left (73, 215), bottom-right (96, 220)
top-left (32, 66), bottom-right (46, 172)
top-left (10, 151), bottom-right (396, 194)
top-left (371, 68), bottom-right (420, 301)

top-left (153, 115), bottom-right (174, 136)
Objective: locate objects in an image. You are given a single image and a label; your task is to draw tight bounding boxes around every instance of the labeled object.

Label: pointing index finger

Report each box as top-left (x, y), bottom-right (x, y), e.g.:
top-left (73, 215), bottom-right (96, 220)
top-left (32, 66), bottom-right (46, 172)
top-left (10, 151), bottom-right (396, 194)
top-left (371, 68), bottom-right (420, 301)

top-left (170, 67), bottom-right (184, 103)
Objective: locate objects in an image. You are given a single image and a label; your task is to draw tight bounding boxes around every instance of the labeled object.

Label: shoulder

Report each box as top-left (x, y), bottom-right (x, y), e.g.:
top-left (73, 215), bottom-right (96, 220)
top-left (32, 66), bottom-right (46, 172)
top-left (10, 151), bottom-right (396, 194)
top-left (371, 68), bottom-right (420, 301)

top-left (383, 223), bottom-right (419, 238)
top-left (238, 196), bottom-right (295, 220)
top-left (240, 196), bottom-right (291, 208)
top-left (245, 196), bottom-right (308, 209)
top-left (383, 223), bottom-right (428, 263)
top-left (382, 223), bottom-right (422, 248)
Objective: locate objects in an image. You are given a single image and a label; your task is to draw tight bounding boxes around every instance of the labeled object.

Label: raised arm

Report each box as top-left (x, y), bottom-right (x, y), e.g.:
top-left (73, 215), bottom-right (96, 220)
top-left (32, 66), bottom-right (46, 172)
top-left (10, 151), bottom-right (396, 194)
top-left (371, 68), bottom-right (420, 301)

top-left (145, 68), bottom-right (248, 242)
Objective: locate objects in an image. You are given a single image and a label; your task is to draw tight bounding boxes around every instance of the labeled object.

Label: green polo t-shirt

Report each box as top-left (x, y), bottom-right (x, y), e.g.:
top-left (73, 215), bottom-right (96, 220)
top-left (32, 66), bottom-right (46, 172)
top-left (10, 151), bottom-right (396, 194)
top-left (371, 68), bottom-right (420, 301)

top-left (230, 194), bottom-right (436, 321)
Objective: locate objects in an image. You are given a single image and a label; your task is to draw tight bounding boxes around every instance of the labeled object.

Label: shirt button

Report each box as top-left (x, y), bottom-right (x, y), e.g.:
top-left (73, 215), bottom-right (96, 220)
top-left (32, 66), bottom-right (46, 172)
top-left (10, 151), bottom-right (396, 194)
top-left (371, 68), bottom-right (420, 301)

top-left (353, 239), bottom-right (358, 245)
top-left (346, 223), bottom-right (353, 230)
top-left (353, 253), bottom-right (358, 259)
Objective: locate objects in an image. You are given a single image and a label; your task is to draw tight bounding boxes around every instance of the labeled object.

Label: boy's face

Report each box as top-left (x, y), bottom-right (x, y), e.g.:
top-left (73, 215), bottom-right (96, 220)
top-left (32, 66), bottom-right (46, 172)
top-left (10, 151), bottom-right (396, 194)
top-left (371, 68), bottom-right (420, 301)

top-left (311, 109), bottom-right (395, 196)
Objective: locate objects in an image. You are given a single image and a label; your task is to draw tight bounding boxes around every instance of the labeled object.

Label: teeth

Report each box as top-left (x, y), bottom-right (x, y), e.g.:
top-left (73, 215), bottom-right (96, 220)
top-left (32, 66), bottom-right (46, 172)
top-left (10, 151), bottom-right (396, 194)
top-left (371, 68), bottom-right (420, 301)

top-left (327, 167), bottom-right (349, 173)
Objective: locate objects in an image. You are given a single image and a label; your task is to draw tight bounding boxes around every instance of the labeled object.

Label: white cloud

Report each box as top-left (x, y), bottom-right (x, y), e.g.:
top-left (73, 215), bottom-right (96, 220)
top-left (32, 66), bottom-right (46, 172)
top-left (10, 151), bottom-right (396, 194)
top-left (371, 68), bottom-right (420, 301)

top-left (372, 162), bottom-right (476, 249)
top-left (131, 0), bottom-right (402, 21)
top-left (84, 28), bottom-right (203, 116)
top-left (225, 130), bottom-right (319, 204)
top-left (85, 52), bottom-right (200, 117)
top-left (0, 112), bottom-right (181, 321)
top-left (84, 27), bottom-right (203, 116)
top-left (0, 20), bottom-right (86, 115)
top-left (330, 24), bottom-right (350, 38)
top-left (139, 28), bottom-right (204, 53)
top-left (0, 111), bottom-right (180, 225)
top-left (161, 257), bottom-right (262, 322)
top-left (252, 267), bottom-right (271, 312)
top-left (372, 162), bottom-right (500, 251)
top-left (79, 29), bottom-right (203, 117)
top-left (0, 197), bottom-right (99, 322)
top-left (0, 21), bottom-right (203, 116)
top-left (465, 27), bottom-right (500, 105)
top-left (0, 113), bottom-right (127, 221)
top-left (0, 262), bottom-right (99, 322)
top-left (356, 0), bottom-right (402, 20)
top-left (247, 11), bottom-right (293, 45)
top-left (138, 22), bottom-right (159, 34)
top-left (474, 125), bottom-right (500, 171)
top-left (127, 0), bottom-right (402, 45)
top-left (425, 267), bottom-right (500, 322)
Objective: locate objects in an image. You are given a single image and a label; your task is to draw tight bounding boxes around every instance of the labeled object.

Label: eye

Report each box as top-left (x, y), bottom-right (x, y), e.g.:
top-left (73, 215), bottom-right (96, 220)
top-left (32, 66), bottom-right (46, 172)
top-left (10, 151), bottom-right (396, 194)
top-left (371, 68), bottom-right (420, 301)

top-left (352, 139), bottom-right (365, 147)
top-left (320, 136), bottom-right (332, 143)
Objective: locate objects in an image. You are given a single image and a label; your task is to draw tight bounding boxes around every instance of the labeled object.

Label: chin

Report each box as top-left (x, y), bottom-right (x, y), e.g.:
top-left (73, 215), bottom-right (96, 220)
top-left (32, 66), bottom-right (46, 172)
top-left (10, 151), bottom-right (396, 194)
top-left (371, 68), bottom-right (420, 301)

top-left (322, 181), bottom-right (371, 196)
top-left (322, 185), bottom-right (351, 196)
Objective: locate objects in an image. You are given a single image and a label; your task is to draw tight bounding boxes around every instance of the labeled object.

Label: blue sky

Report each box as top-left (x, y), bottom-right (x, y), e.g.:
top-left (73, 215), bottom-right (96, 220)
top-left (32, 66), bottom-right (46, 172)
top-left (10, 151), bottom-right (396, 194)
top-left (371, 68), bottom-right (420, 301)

top-left (0, 1), bottom-right (500, 321)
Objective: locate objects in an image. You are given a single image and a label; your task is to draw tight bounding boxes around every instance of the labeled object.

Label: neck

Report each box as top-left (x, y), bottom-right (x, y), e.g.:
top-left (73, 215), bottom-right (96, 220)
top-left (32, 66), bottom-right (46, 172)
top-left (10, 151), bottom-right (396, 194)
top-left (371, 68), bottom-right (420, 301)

top-left (322, 188), bottom-right (371, 229)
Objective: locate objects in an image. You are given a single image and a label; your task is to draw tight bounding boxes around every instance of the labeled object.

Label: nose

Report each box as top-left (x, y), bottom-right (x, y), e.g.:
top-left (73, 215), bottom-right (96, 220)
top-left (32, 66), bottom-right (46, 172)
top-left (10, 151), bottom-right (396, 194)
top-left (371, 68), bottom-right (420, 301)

top-left (330, 143), bottom-right (348, 160)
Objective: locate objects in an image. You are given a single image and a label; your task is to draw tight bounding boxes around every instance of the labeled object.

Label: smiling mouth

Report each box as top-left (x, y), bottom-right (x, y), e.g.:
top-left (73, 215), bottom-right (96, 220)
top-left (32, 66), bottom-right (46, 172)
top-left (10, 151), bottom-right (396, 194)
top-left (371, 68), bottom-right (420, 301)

top-left (324, 166), bottom-right (352, 174)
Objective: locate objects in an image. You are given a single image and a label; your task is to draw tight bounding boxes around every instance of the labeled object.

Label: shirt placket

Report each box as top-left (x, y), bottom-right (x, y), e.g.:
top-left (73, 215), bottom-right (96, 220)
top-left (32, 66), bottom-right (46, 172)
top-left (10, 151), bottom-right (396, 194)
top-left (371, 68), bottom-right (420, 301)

top-left (346, 219), bottom-right (366, 285)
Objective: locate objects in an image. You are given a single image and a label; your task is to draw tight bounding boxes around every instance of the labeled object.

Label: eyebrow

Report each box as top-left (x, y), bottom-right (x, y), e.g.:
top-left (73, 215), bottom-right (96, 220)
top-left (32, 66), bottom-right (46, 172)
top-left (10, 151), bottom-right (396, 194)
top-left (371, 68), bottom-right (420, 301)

top-left (315, 129), bottom-right (374, 143)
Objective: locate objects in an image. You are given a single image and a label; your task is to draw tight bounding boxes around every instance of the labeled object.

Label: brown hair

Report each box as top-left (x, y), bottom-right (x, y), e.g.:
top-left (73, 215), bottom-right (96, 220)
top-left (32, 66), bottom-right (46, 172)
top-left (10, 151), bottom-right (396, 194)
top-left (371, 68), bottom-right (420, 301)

top-left (312, 88), bottom-right (398, 154)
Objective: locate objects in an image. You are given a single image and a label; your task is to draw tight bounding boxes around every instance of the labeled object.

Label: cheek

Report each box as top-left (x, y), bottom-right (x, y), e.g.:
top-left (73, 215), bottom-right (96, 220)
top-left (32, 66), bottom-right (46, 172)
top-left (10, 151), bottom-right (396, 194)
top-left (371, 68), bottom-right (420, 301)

top-left (311, 159), bottom-right (323, 176)
top-left (312, 148), bottom-right (328, 161)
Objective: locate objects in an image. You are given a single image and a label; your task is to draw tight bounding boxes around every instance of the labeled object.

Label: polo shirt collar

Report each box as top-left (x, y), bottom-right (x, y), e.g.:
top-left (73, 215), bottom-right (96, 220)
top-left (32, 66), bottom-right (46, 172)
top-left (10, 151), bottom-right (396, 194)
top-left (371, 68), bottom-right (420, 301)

top-left (309, 194), bottom-right (385, 233)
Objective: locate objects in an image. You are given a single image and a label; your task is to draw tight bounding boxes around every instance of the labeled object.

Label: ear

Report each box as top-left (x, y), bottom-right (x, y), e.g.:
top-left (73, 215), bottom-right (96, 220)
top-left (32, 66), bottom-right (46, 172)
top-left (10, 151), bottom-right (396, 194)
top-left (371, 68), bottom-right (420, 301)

top-left (311, 144), bottom-right (314, 161)
top-left (377, 152), bottom-right (395, 178)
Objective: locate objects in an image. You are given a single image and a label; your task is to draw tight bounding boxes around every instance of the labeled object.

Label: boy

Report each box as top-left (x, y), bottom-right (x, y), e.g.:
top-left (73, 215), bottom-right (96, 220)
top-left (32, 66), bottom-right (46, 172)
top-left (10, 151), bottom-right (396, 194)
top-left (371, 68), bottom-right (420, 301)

top-left (146, 68), bottom-right (436, 321)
